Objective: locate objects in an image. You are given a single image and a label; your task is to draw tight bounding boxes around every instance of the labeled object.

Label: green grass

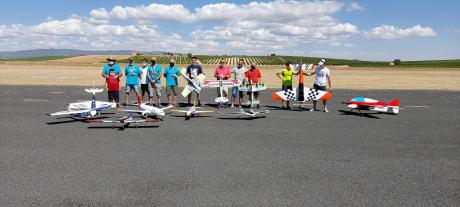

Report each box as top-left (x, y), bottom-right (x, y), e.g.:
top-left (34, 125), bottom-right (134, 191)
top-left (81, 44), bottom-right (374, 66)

top-left (0, 56), bottom-right (72, 61)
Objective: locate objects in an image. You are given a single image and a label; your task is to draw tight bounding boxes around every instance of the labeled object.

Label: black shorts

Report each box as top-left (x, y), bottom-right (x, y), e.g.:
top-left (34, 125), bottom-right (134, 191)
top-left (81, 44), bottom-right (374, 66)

top-left (108, 91), bottom-right (119, 102)
top-left (282, 85), bottom-right (293, 91)
top-left (313, 84), bottom-right (327, 91)
top-left (140, 84), bottom-right (150, 96)
top-left (247, 91), bottom-right (259, 96)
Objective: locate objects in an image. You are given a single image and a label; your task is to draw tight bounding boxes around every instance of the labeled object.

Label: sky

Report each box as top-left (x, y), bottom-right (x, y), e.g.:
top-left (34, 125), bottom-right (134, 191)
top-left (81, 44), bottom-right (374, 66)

top-left (0, 0), bottom-right (459, 60)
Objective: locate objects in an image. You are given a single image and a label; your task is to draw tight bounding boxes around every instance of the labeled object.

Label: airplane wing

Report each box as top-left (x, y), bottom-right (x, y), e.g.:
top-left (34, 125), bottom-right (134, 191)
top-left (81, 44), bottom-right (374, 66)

top-left (119, 109), bottom-right (144, 113)
top-left (272, 89), bottom-right (297, 101)
top-left (171, 110), bottom-right (188, 113)
top-left (181, 86), bottom-right (192, 97)
top-left (86, 119), bottom-right (116, 123)
top-left (161, 105), bottom-right (174, 111)
top-left (303, 88), bottom-right (332, 101)
top-left (49, 109), bottom-right (90, 116)
top-left (123, 119), bottom-right (160, 123)
top-left (194, 110), bottom-right (214, 113)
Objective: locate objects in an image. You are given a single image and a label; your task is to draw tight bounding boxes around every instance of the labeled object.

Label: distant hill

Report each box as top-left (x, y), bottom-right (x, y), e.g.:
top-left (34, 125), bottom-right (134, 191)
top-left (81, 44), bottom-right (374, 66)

top-left (0, 49), bottom-right (167, 59)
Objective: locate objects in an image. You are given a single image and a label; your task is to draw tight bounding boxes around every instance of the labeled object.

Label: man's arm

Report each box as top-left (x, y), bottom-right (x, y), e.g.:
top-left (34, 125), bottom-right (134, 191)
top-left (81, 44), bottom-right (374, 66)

top-left (327, 74), bottom-right (332, 91)
top-left (276, 71), bottom-right (283, 80)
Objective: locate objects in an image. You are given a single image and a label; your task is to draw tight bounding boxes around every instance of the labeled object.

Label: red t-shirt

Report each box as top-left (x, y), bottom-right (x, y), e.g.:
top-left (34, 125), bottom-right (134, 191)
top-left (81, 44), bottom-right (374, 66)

top-left (245, 69), bottom-right (261, 83)
top-left (106, 75), bottom-right (120, 91)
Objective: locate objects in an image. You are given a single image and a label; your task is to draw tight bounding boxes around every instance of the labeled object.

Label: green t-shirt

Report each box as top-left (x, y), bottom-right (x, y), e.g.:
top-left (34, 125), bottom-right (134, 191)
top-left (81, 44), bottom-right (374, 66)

top-left (280, 69), bottom-right (294, 86)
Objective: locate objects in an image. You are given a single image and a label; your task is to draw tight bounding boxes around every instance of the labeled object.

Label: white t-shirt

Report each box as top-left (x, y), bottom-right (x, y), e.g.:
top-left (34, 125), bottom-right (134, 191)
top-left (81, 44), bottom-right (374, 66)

top-left (140, 66), bottom-right (149, 84)
top-left (314, 66), bottom-right (330, 86)
top-left (232, 66), bottom-right (247, 84)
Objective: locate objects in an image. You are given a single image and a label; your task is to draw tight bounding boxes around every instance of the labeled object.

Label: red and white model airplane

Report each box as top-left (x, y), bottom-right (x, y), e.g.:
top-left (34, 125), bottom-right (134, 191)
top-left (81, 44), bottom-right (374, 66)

top-left (345, 97), bottom-right (400, 115)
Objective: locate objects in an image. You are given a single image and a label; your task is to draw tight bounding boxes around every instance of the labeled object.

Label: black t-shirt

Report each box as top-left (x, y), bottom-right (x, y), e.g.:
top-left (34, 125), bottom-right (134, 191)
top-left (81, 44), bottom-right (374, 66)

top-left (186, 64), bottom-right (203, 79)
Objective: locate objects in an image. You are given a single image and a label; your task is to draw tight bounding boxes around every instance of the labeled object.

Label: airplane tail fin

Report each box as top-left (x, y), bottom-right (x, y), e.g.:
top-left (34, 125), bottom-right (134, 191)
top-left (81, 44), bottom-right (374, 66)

top-left (389, 99), bottom-right (400, 106)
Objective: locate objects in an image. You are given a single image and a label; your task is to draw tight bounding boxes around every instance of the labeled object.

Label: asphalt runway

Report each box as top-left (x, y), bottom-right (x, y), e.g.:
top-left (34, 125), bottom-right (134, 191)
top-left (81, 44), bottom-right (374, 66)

top-left (0, 85), bottom-right (459, 206)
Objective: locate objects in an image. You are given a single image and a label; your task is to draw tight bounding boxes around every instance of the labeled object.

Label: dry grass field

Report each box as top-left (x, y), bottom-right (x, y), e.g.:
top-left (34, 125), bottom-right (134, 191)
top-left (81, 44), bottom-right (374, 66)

top-left (1, 56), bottom-right (459, 91)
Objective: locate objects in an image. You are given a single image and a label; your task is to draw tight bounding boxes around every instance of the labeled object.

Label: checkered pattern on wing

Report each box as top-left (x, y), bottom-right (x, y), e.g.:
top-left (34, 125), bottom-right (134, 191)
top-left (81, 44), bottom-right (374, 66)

top-left (305, 88), bottom-right (321, 101)
top-left (283, 89), bottom-right (296, 101)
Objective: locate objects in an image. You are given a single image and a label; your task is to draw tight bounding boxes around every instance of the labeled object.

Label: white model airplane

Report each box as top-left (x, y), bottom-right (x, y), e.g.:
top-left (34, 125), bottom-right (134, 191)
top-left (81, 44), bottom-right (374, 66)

top-left (202, 79), bottom-right (239, 106)
top-left (87, 113), bottom-right (160, 129)
top-left (171, 103), bottom-right (214, 120)
top-left (119, 96), bottom-right (173, 119)
top-left (220, 108), bottom-right (270, 118)
top-left (178, 68), bottom-right (206, 97)
top-left (48, 87), bottom-right (113, 118)
top-left (239, 81), bottom-right (267, 108)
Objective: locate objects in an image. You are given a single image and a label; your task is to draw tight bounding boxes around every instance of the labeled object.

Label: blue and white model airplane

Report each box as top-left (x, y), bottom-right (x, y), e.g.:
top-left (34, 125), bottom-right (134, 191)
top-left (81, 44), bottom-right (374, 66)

top-left (48, 88), bottom-right (114, 118)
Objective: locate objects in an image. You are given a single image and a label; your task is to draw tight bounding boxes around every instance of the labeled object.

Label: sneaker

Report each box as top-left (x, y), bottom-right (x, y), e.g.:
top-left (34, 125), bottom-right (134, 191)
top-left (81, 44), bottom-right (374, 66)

top-left (238, 105), bottom-right (242, 108)
top-left (231, 104), bottom-right (235, 108)
top-left (324, 109), bottom-right (330, 113)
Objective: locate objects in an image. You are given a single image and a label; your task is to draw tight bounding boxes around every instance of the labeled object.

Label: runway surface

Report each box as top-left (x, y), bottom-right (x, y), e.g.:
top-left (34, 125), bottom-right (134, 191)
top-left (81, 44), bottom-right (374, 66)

top-left (0, 85), bottom-right (459, 206)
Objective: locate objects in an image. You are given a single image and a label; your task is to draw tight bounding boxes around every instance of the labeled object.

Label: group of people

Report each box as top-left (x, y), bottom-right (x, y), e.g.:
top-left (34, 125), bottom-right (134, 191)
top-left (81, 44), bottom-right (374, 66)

top-left (101, 56), bottom-right (331, 112)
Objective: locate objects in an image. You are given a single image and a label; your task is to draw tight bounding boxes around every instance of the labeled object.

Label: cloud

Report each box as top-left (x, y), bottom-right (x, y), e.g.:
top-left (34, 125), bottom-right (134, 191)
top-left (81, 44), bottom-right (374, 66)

top-left (109, 4), bottom-right (195, 23)
top-left (363, 25), bottom-right (436, 39)
top-left (347, 2), bottom-right (364, 11)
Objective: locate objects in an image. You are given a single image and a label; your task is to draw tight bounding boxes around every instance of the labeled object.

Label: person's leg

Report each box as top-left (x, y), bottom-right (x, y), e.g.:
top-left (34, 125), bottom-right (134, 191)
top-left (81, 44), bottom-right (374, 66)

top-left (113, 91), bottom-right (120, 107)
top-left (157, 84), bottom-right (162, 106)
top-left (166, 86), bottom-right (172, 105)
top-left (255, 92), bottom-right (260, 108)
top-left (196, 93), bottom-right (201, 106)
top-left (238, 91), bottom-right (244, 107)
top-left (323, 100), bottom-right (328, 112)
top-left (187, 94), bottom-right (192, 106)
top-left (125, 85), bottom-right (131, 106)
top-left (173, 86), bottom-right (179, 105)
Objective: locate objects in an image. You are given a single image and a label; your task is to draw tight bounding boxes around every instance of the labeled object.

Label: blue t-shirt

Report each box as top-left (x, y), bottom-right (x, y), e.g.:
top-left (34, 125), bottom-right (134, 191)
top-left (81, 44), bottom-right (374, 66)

top-left (148, 65), bottom-right (163, 84)
top-left (102, 64), bottom-right (121, 75)
top-left (125, 65), bottom-right (142, 85)
top-left (163, 66), bottom-right (179, 86)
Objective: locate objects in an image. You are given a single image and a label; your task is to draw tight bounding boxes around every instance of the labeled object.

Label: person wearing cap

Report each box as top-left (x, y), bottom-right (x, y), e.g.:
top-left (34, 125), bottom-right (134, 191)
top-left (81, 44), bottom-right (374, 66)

top-left (163, 59), bottom-right (180, 106)
top-left (124, 57), bottom-right (142, 106)
top-left (139, 58), bottom-right (150, 104)
top-left (147, 56), bottom-right (163, 106)
top-left (102, 57), bottom-right (122, 79)
top-left (276, 62), bottom-right (297, 110)
top-left (245, 63), bottom-right (262, 108)
top-left (304, 59), bottom-right (332, 112)
top-left (186, 56), bottom-right (204, 106)
top-left (213, 59), bottom-right (232, 100)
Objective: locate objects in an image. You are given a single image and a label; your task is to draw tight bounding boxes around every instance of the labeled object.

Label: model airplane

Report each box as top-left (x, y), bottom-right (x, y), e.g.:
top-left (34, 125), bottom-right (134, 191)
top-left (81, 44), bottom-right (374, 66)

top-left (220, 108), bottom-right (270, 118)
top-left (345, 97), bottom-right (400, 115)
top-left (171, 104), bottom-right (214, 120)
top-left (202, 79), bottom-right (239, 106)
top-left (48, 87), bottom-right (113, 118)
top-left (178, 68), bottom-right (206, 97)
top-left (87, 113), bottom-right (160, 129)
top-left (119, 96), bottom-right (173, 119)
top-left (272, 87), bottom-right (332, 102)
top-left (239, 82), bottom-right (266, 108)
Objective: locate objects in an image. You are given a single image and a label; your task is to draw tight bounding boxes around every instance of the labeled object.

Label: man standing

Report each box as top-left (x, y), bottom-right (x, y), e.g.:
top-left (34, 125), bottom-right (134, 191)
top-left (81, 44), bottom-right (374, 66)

top-left (305, 59), bottom-right (332, 112)
top-left (245, 63), bottom-right (262, 108)
top-left (124, 57), bottom-right (142, 106)
top-left (139, 58), bottom-right (150, 104)
top-left (213, 59), bottom-right (231, 99)
top-left (163, 59), bottom-right (180, 106)
top-left (276, 62), bottom-right (295, 110)
top-left (102, 57), bottom-right (122, 79)
top-left (230, 59), bottom-right (247, 107)
top-left (186, 56), bottom-right (204, 106)
top-left (147, 57), bottom-right (163, 106)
